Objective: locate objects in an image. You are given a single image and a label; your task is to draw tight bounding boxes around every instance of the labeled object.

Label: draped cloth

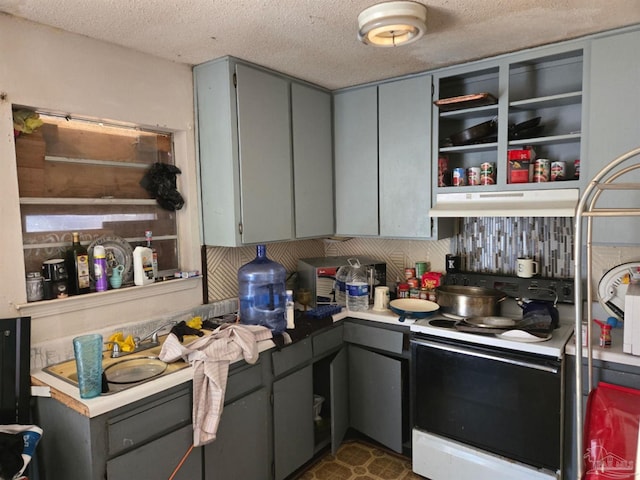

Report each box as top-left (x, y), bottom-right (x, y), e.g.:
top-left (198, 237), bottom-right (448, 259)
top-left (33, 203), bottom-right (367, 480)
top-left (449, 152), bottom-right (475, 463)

top-left (159, 323), bottom-right (272, 446)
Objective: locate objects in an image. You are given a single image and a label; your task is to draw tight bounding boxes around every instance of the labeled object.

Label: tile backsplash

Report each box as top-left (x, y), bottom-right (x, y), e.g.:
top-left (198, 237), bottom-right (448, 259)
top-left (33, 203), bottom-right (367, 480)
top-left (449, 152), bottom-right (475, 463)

top-left (454, 217), bottom-right (574, 278)
top-left (204, 237), bottom-right (451, 301)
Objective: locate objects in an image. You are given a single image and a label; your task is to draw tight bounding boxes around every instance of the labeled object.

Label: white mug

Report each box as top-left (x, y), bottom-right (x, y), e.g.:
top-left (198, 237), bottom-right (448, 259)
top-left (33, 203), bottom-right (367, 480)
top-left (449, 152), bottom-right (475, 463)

top-left (517, 258), bottom-right (539, 278)
top-left (373, 286), bottom-right (390, 310)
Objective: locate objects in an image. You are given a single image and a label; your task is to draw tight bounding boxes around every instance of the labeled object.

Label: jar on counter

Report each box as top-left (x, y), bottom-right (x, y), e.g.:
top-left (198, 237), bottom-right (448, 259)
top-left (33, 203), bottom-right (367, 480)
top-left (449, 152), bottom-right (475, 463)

top-left (26, 272), bottom-right (44, 302)
top-left (397, 283), bottom-right (410, 298)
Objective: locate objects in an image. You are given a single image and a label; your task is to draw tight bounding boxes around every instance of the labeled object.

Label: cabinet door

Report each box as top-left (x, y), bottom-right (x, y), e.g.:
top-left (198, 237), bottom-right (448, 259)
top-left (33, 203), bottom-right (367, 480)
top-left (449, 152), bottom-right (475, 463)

top-left (292, 83), bottom-right (335, 238)
top-left (334, 86), bottom-right (379, 236)
top-left (204, 388), bottom-right (270, 480)
top-left (348, 345), bottom-right (403, 453)
top-left (273, 365), bottom-right (314, 480)
top-left (379, 75), bottom-right (433, 238)
top-left (106, 424), bottom-right (201, 479)
top-left (235, 63), bottom-right (293, 244)
top-left (330, 347), bottom-right (349, 455)
top-left (586, 30), bottom-right (640, 244)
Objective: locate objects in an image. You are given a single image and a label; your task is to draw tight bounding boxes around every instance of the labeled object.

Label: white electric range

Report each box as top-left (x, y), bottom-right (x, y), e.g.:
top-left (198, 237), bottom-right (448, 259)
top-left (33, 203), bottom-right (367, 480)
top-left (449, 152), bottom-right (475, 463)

top-left (410, 273), bottom-right (575, 480)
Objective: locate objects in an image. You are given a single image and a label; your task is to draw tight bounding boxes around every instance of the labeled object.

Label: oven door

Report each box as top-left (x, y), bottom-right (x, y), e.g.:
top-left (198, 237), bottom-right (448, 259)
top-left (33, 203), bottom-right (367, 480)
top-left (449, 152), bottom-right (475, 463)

top-left (411, 334), bottom-right (562, 471)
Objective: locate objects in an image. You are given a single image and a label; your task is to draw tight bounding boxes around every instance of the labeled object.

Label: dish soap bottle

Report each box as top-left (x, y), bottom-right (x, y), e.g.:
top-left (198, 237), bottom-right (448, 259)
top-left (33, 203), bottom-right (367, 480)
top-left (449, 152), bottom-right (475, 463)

top-left (133, 245), bottom-right (155, 286)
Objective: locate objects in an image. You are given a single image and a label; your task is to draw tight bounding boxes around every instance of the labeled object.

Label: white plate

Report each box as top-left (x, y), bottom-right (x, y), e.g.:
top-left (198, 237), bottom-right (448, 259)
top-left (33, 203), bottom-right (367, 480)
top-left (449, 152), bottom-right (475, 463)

top-left (597, 261), bottom-right (640, 318)
top-left (496, 330), bottom-right (552, 343)
top-left (88, 235), bottom-right (134, 283)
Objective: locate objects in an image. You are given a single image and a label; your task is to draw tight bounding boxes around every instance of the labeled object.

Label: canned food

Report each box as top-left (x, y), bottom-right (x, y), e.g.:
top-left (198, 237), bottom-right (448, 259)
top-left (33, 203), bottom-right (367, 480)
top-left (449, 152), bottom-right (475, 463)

top-left (407, 277), bottom-right (420, 289)
top-left (466, 166), bottom-right (480, 186)
top-left (480, 162), bottom-right (496, 185)
top-left (404, 268), bottom-right (416, 280)
top-left (533, 159), bottom-right (550, 182)
top-left (551, 161), bottom-right (566, 181)
top-left (453, 167), bottom-right (466, 186)
top-left (415, 261), bottom-right (428, 280)
top-left (397, 283), bottom-right (410, 298)
top-left (409, 288), bottom-right (420, 299)
top-left (26, 272), bottom-right (44, 302)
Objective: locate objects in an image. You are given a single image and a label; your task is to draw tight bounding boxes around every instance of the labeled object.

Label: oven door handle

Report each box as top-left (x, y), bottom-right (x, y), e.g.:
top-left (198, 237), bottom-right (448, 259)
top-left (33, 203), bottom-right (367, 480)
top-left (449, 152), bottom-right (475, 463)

top-left (410, 338), bottom-right (559, 374)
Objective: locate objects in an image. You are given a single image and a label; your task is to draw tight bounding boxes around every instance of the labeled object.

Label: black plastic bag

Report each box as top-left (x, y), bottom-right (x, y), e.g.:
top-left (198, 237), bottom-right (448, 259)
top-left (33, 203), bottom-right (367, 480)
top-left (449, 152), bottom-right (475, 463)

top-left (140, 162), bottom-right (185, 211)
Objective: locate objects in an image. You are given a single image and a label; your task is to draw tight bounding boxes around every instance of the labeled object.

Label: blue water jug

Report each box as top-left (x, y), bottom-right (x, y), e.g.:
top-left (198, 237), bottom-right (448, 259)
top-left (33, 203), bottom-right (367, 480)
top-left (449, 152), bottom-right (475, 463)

top-left (238, 245), bottom-right (286, 334)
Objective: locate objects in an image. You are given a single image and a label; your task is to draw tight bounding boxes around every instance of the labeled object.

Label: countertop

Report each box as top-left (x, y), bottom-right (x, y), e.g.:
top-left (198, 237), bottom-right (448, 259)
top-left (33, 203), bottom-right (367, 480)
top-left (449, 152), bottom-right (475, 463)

top-left (565, 326), bottom-right (640, 368)
top-left (31, 308), bottom-right (415, 418)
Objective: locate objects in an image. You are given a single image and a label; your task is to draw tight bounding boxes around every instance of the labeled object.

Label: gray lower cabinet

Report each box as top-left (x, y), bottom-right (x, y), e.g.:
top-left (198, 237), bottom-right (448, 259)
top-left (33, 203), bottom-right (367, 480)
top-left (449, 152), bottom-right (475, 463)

top-left (107, 423), bottom-right (200, 479)
top-left (273, 364), bottom-right (315, 480)
top-left (35, 383), bottom-right (197, 480)
top-left (204, 387), bottom-right (270, 480)
top-left (343, 320), bottom-right (409, 454)
top-left (348, 344), bottom-right (403, 453)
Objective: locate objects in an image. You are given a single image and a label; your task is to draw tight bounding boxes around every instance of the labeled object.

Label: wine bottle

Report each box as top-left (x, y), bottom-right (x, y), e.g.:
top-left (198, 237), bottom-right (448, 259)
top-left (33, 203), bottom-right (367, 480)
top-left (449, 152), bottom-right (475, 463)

top-left (65, 232), bottom-right (90, 295)
top-left (145, 230), bottom-right (158, 280)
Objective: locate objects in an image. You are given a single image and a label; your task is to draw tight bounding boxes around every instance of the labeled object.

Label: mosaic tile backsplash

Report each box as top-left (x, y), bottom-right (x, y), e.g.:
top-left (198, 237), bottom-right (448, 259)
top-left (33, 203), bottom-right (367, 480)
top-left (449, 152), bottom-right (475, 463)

top-left (453, 217), bottom-right (574, 278)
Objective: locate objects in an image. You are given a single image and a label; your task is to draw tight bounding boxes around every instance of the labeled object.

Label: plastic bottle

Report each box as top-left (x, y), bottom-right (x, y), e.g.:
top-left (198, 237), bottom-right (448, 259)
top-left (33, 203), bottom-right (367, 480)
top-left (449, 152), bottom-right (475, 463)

top-left (238, 245), bottom-right (286, 333)
top-left (93, 245), bottom-right (108, 292)
top-left (334, 265), bottom-right (349, 306)
top-left (133, 246), bottom-right (155, 286)
top-left (346, 259), bottom-right (369, 312)
top-left (65, 232), bottom-right (90, 295)
top-left (145, 230), bottom-right (159, 280)
top-left (286, 290), bottom-right (295, 329)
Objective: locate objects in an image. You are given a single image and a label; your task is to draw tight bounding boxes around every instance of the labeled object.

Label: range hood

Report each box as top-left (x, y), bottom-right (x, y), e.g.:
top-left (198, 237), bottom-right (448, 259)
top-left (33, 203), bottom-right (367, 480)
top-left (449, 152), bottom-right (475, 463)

top-left (429, 188), bottom-right (579, 217)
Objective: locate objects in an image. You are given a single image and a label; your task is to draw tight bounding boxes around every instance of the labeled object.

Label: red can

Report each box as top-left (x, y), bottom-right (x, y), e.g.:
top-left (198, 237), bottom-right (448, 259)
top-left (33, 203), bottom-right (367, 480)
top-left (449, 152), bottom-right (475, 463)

top-left (407, 277), bottom-right (420, 289)
top-left (404, 268), bottom-right (416, 280)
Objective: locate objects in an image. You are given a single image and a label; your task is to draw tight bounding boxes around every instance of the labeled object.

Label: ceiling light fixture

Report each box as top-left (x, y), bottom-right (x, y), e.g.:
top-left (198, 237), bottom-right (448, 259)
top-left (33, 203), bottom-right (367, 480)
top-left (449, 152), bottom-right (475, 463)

top-left (358, 1), bottom-right (427, 47)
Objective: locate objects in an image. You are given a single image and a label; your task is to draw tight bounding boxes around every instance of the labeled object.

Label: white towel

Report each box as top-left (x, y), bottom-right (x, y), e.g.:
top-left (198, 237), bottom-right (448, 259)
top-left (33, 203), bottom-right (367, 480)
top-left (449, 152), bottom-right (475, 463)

top-left (159, 323), bottom-right (272, 446)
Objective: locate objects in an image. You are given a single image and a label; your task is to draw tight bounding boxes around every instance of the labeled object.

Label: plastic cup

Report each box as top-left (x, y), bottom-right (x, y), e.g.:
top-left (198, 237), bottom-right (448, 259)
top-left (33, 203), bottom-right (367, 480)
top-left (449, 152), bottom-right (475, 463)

top-left (72, 333), bottom-right (104, 399)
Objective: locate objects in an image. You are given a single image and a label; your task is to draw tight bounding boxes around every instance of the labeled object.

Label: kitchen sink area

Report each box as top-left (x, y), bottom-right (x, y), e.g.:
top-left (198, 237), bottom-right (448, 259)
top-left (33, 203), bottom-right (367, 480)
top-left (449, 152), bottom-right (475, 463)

top-left (42, 336), bottom-right (190, 395)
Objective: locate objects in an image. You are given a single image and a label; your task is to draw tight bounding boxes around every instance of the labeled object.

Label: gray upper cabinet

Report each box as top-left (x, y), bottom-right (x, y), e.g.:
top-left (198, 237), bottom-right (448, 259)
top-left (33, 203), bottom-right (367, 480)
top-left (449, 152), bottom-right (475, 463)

top-left (379, 75), bottom-right (433, 238)
top-left (585, 29), bottom-right (640, 244)
top-left (334, 76), bottom-right (449, 239)
top-left (195, 58), bottom-right (333, 246)
top-left (334, 85), bottom-right (379, 236)
top-left (292, 83), bottom-right (335, 238)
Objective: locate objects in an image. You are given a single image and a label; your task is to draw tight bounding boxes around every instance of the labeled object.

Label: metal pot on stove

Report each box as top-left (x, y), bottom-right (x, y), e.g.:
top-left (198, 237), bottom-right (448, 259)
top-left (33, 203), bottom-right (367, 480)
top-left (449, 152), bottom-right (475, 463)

top-left (434, 285), bottom-right (507, 318)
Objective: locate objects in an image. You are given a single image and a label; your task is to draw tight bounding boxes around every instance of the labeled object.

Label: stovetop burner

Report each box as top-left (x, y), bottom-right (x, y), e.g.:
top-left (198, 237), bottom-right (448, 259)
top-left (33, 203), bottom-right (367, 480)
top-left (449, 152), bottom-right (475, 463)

top-left (428, 319), bottom-right (457, 329)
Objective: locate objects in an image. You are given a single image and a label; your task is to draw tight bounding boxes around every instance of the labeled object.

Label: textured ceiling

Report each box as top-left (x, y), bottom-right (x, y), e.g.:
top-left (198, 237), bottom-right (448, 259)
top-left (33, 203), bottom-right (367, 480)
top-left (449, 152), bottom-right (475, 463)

top-left (1, 0), bottom-right (640, 89)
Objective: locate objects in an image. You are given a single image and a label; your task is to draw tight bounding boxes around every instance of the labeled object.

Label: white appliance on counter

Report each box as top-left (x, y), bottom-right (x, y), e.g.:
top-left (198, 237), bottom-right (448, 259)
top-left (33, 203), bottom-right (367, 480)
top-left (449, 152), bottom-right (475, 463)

top-left (623, 283), bottom-right (640, 355)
